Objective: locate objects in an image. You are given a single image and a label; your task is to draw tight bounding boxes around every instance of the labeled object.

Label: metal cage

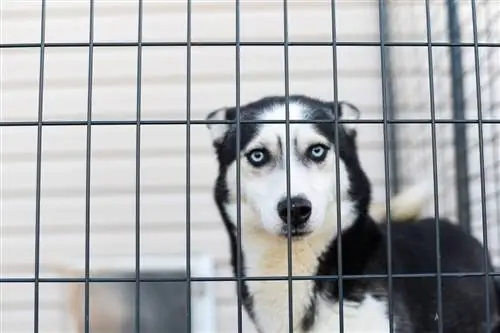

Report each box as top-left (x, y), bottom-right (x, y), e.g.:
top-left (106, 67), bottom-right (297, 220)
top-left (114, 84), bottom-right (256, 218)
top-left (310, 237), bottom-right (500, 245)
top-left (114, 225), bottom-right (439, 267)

top-left (1, 0), bottom-right (499, 332)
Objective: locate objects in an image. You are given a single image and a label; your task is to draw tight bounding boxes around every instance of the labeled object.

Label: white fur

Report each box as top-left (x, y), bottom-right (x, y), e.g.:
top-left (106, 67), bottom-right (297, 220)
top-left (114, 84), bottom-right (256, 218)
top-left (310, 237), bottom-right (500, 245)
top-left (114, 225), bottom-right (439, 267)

top-left (337, 101), bottom-right (360, 135)
top-left (313, 296), bottom-right (390, 333)
top-left (215, 102), bottom-right (386, 332)
top-left (224, 103), bottom-right (355, 237)
top-left (234, 217), bottom-right (390, 333)
top-left (225, 198), bottom-right (357, 332)
top-left (206, 107), bottom-right (230, 143)
top-left (369, 180), bottom-right (432, 222)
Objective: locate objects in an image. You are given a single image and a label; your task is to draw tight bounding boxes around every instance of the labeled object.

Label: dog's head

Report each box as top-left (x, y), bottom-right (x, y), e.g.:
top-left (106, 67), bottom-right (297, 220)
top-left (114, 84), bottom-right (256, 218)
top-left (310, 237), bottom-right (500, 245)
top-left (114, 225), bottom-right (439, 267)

top-left (206, 95), bottom-right (371, 240)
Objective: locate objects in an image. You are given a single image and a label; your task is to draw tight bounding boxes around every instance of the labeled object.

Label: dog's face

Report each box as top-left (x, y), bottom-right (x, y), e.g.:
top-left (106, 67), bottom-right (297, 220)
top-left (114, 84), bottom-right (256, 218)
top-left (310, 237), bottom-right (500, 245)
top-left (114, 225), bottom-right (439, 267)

top-left (206, 95), bottom-right (368, 239)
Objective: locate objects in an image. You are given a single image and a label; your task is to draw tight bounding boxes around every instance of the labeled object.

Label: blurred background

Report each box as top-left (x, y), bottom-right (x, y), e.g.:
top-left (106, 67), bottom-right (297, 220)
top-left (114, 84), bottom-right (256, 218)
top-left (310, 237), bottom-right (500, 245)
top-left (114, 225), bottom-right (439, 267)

top-left (1, 0), bottom-right (499, 332)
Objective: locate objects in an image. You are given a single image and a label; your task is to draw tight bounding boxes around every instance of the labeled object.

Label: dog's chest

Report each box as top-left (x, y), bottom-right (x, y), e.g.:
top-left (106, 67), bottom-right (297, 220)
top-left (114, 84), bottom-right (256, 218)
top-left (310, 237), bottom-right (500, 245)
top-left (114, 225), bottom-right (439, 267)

top-left (310, 296), bottom-right (391, 333)
top-left (244, 241), bottom-right (390, 333)
top-left (249, 283), bottom-right (390, 333)
top-left (245, 246), bottom-right (318, 332)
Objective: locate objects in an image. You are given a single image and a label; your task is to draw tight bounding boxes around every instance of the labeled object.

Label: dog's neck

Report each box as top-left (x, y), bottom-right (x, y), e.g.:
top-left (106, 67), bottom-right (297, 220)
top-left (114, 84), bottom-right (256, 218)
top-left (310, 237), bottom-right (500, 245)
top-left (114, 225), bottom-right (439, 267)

top-left (237, 211), bottom-right (382, 332)
top-left (241, 225), bottom-right (329, 333)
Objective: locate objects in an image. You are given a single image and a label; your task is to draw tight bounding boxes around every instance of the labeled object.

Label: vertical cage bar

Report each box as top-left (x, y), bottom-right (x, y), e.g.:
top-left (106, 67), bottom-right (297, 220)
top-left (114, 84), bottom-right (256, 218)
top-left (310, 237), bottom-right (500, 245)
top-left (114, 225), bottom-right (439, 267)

top-left (34, 1), bottom-right (47, 332)
top-left (495, 119), bottom-right (500, 267)
top-left (282, 0), bottom-right (294, 332)
top-left (135, 1), bottom-right (144, 332)
top-left (423, 1), bottom-right (444, 331)
top-left (378, 1), bottom-right (399, 195)
top-left (470, 0), bottom-right (492, 329)
top-left (483, 0), bottom-right (500, 266)
top-left (185, 0), bottom-right (192, 332)
top-left (329, 1), bottom-right (344, 332)
top-left (234, 1), bottom-right (244, 332)
top-left (377, 0), bottom-right (394, 331)
top-left (84, 0), bottom-right (96, 332)
top-left (490, 76), bottom-right (500, 268)
top-left (446, 0), bottom-right (471, 234)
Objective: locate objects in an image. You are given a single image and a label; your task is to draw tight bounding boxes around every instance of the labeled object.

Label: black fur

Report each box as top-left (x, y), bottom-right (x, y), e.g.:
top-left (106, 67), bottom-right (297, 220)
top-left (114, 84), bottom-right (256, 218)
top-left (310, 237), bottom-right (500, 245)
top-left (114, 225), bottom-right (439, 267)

top-left (207, 95), bottom-right (500, 332)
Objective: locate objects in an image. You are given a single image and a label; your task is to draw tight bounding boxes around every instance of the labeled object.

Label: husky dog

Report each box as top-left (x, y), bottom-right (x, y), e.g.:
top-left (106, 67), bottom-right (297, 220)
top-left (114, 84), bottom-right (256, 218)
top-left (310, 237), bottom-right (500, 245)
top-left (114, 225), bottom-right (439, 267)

top-left (205, 95), bottom-right (500, 333)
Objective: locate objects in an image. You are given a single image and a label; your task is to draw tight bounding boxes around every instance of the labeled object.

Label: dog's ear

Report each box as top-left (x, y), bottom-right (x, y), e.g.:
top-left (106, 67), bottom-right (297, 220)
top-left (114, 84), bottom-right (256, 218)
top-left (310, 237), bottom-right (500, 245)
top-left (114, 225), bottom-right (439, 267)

top-left (206, 107), bottom-right (235, 146)
top-left (331, 101), bottom-right (360, 138)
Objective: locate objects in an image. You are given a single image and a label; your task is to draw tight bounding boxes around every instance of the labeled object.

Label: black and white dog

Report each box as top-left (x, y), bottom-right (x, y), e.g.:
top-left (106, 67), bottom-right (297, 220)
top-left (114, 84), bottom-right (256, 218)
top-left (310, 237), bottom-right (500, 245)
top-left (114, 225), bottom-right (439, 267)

top-left (205, 95), bottom-right (500, 333)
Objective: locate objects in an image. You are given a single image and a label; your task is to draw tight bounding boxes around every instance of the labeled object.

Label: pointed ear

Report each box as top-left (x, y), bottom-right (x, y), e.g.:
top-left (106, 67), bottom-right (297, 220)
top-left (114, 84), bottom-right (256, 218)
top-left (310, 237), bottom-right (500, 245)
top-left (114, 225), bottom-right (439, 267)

top-left (337, 101), bottom-right (360, 137)
top-left (205, 107), bottom-right (235, 146)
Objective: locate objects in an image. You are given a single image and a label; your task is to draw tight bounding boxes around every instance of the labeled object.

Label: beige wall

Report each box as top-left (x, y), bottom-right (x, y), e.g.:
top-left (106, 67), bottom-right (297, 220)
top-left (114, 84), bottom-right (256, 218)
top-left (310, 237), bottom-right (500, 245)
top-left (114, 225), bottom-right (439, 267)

top-left (2, 0), bottom-right (498, 332)
top-left (1, 1), bottom-right (387, 332)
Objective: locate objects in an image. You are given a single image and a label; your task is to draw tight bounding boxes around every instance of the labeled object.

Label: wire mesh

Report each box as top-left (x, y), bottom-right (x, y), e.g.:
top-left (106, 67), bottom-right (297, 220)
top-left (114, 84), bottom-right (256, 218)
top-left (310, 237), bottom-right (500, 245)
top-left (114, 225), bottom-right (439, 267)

top-left (0, 1), bottom-right (499, 333)
top-left (388, 1), bottom-right (499, 330)
top-left (463, 0), bottom-right (500, 269)
top-left (389, 0), bottom-right (500, 264)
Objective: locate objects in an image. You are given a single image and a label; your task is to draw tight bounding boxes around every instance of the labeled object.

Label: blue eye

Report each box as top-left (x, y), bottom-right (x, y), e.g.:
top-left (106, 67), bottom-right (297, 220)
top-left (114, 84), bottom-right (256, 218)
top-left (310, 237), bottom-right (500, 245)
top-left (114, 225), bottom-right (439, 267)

top-left (307, 144), bottom-right (329, 162)
top-left (246, 148), bottom-right (270, 167)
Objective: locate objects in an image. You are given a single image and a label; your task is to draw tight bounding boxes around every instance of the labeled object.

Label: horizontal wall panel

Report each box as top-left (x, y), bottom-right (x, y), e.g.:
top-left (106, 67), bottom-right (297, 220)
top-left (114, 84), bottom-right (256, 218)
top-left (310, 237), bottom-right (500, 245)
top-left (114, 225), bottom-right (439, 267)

top-left (3, 76), bottom-right (383, 122)
top-left (1, 1), bottom-right (380, 44)
top-left (3, 45), bottom-right (383, 84)
top-left (2, 1), bottom-right (384, 332)
top-left (1, 229), bottom-right (231, 277)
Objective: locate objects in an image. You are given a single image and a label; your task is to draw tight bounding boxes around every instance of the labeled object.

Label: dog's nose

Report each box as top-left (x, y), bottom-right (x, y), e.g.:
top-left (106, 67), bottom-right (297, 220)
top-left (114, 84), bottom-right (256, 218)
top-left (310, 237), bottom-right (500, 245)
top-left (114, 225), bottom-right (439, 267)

top-left (277, 196), bottom-right (312, 227)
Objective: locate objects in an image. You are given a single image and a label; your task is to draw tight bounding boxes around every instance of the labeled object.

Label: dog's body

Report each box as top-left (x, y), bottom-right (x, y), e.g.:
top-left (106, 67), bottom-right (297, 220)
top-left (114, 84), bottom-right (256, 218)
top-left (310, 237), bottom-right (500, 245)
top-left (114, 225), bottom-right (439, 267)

top-left (206, 95), bottom-right (500, 333)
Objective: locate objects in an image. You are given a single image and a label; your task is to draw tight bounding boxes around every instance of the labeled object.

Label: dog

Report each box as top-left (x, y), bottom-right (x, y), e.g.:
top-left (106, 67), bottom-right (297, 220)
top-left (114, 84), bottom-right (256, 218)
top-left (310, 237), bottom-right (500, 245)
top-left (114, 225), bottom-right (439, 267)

top-left (205, 95), bottom-right (500, 333)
